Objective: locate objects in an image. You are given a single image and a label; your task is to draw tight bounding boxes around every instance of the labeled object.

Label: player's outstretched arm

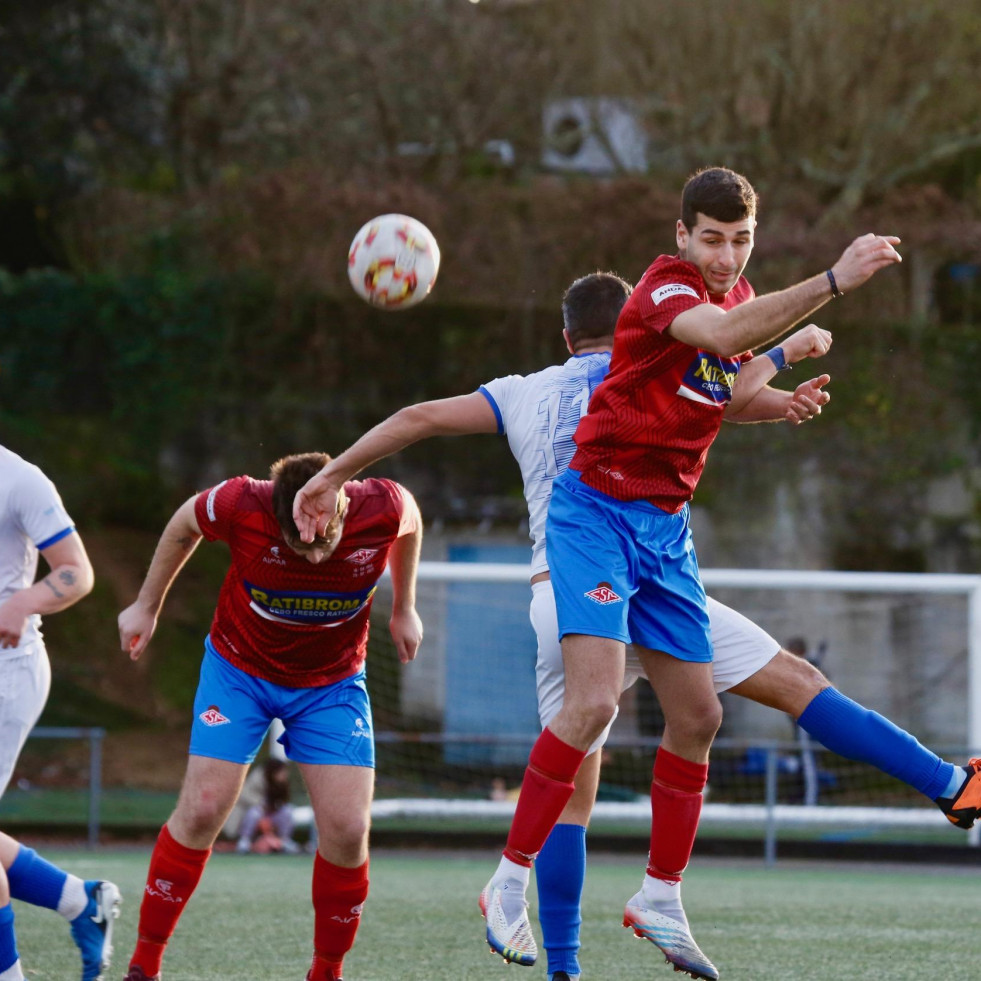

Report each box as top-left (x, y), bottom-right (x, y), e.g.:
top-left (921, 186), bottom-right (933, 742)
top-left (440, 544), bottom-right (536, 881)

top-left (670, 235), bottom-right (901, 357)
top-left (294, 392), bottom-right (498, 543)
top-left (387, 489), bottom-right (423, 664)
top-left (728, 374), bottom-right (831, 424)
top-left (118, 496), bottom-right (203, 660)
top-left (0, 533), bottom-right (94, 648)
top-left (725, 323), bottom-right (832, 418)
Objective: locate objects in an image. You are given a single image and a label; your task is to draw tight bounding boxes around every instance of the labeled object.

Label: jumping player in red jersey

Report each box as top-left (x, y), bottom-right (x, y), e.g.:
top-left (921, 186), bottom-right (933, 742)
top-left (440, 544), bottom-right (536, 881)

top-left (117, 453), bottom-right (422, 981)
top-left (478, 167), bottom-right (903, 979)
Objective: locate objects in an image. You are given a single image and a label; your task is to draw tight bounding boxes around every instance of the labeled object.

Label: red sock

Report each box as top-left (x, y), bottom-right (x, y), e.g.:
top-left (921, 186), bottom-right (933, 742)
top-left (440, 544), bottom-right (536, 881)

top-left (311, 852), bottom-right (369, 972)
top-left (130, 824), bottom-right (211, 976)
top-left (504, 728), bottom-right (586, 866)
top-left (647, 748), bottom-right (708, 882)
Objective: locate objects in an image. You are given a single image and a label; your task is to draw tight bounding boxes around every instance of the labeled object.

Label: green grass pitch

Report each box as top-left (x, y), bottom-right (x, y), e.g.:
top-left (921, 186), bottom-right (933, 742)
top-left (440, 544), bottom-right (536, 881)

top-left (11, 847), bottom-right (977, 980)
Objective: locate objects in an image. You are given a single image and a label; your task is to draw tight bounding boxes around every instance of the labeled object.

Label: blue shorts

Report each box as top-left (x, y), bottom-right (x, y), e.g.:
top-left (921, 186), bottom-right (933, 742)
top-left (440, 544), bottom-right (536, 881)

top-left (189, 637), bottom-right (375, 767)
top-left (546, 472), bottom-right (712, 662)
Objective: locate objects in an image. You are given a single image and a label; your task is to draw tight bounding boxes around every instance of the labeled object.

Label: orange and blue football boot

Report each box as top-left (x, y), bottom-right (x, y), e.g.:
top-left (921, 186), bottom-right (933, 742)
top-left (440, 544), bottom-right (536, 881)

top-left (936, 758), bottom-right (981, 829)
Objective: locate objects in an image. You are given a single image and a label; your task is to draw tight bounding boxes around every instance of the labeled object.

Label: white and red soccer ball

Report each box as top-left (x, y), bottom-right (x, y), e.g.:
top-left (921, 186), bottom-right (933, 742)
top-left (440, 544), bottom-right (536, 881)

top-left (347, 213), bottom-right (440, 309)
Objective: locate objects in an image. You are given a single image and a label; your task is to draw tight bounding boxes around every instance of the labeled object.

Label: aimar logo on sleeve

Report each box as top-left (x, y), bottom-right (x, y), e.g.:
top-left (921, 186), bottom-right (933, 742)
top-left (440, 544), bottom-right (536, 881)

top-left (199, 704), bottom-right (230, 727)
top-left (651, 283), bottom-right (701, 305)
top-left (585, 582), bottom-right (622, 605)
top-left (351, 717), bottom-right (371, 738)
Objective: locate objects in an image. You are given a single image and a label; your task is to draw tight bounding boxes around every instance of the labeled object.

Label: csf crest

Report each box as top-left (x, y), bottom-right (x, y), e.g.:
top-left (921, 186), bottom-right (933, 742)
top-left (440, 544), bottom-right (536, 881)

top-left (584, 582), bottom-right (622, 605)
top-left (199, 705), bottom-right (230, 727)
top-left (345, 548), bottom-right (378, 565)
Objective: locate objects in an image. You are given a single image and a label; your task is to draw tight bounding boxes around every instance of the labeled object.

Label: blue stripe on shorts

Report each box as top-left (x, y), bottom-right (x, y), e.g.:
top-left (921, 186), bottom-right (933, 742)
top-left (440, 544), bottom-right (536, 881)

top-left (546, 471), bottom-right (712, 662)
top-left (189, 637), bottom-right (375, 766)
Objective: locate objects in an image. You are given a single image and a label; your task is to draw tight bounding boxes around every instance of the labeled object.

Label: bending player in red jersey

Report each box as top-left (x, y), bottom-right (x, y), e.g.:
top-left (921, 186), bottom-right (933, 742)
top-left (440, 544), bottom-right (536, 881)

top-left (117, 453), bottom-right (422, 981)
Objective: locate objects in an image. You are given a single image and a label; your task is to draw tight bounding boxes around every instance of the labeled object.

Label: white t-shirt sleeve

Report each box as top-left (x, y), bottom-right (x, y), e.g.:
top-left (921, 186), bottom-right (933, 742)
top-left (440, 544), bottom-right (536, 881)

top-left (9, 463), bottom-right (74, 550)
top-left (479, 375), bottom-right (525, 436)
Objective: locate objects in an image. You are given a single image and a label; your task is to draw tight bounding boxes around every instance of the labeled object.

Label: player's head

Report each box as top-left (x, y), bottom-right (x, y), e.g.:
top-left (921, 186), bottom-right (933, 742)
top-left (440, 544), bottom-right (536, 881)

top-left (677, 167), bottom-right (758, 295)
top-left (561, 272), bottom-right (632, 352)
top-left (270, 452), bottom-right (347, 562)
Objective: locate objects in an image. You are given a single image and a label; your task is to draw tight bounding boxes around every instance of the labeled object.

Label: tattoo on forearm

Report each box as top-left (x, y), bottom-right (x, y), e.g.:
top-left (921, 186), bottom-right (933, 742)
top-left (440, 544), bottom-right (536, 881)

top-left (58, 569), bottom-right (77, 587)
top-left (43, 577), bottom-right (66, 600)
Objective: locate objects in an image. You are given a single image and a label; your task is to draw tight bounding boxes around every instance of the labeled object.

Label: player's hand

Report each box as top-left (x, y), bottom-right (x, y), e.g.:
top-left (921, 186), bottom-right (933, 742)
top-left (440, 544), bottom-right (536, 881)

top-left (830, 233), bottom-right (902, 294)
top-left (389, 607), bottom-right (423, 664)
top-left (293, 473), bottom-right (341, 544)
top-left (0, 596), bottom-right (28, 649)
top-left (786, 374), bottom-right (831, 425)
top-left (119, 603), bottom-right (158, 661)
top-left (781, 323), bottom-right (832, 364)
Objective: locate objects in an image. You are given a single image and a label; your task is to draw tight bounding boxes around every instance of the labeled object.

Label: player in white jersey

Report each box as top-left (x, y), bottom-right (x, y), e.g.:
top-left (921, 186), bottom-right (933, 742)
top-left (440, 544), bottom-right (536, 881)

top-left (293, 274), bottom-right (981, 981)
top-left (0, 445), bottom-right (121, 981)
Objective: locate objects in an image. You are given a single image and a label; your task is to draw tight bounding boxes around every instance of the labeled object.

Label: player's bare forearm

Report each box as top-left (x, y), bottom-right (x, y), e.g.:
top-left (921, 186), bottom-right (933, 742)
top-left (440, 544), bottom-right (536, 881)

top-left (725, 356), bottom-right (778, 418)
top-left (295, 393), bottom-right (496, 542)
top-left (119, 497), bottom-right (202, 659)
top-left (134, 498), bottom-right (203, 610)
top-left (727, 324), bottom-right (832, 419)
top-left (0, 568), bottom-right (88, 647)
top-left (0, 533), bottom-right (93, 647)
top-left (729, 375), bottom-right (831, 425)
top-left (672, 236), bottom-right (900, 356)
top-left (334, 397), bottom-right (497, 485)
top-left (389, 536), bottom-right (423, 663)
top-left (725, 385), bottom-right (792, 423)
top-left (389, 508), bottom-right (422, 616)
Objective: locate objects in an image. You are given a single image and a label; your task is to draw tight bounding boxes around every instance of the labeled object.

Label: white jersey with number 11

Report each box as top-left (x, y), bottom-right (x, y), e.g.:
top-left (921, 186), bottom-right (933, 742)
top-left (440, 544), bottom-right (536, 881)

top-left (478, 352), bottom-right (611, 577)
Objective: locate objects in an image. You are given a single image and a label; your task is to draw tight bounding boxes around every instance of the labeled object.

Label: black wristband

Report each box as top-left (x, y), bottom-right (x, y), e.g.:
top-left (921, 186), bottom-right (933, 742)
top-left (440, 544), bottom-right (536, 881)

top-left (826, 268), bottom-right (842, 298)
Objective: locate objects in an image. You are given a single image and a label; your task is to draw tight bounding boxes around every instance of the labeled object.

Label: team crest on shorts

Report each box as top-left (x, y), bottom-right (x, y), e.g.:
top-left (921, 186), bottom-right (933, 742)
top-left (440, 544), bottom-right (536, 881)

top-left (199, 704), bottom-right (230, 726)
top-left (584, 582), bottom-right (622, 605)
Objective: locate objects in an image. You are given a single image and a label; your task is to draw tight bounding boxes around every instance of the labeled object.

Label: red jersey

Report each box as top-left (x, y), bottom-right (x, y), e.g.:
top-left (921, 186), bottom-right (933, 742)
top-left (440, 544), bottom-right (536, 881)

top-left (194, 475), bottom-right (417, 688)
top-left (570, 254), bottom-right (755, 512)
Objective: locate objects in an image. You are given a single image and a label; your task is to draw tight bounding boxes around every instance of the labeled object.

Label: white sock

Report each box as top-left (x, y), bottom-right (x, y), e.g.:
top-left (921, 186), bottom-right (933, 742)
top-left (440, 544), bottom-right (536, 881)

top-left (941, 766), bottom-right (969, 800)
top-left (641, 874), bottom-right (689, 928)
top-left (491, 857), bottom-right (531, 924)
top-left (57, 875), bottom-right (88, 921)
top-left (493, 855), bottom-right (530, 888)
top-left (0, 959), bottom-right (25, 981)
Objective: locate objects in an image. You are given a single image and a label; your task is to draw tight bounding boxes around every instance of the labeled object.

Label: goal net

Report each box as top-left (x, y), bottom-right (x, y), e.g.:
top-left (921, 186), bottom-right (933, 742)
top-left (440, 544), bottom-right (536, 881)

top-left (362, 560), bottom-right (981, 848)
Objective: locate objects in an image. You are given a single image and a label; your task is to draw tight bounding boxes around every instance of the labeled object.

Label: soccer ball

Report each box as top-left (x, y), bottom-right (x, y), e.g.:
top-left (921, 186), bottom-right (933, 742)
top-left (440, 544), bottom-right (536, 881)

top-left (347, 214), bottom-right (441, 309)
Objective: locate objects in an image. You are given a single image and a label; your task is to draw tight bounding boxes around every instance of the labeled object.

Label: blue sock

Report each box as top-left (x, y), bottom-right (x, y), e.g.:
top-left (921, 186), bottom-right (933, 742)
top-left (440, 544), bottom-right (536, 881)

top-left (5, 846), bottom-right (68, 911)
top-left (0, 903), bottom-right (19, 974)
top-left (798, 687), bottom-right (954, 800)
top-left (536, 823), bottom-right (585, 978)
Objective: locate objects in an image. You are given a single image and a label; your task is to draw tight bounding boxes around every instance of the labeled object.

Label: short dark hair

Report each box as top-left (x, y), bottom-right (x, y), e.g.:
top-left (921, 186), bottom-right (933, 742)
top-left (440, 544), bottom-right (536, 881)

top-left (561, 272), bottom-right (632, 349)
top-left (681, 167), bottom-right (758, 230)
top-left (270, 452), bottom-right (331, 546)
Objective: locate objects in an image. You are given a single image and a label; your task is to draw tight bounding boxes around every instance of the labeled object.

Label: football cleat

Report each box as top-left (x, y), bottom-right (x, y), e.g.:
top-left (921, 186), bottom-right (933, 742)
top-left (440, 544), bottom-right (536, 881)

top-left (623, 891), bottom-right (719, 981)
top-left (935, 759), bottom-right (981, 829)
top-left (69, 879), bottom-right (121, 981)
top-left (479, 879), bottom-right (538, 966)
top-left (123, 968), bottom-right (160, 981)
top-left (549, 973), bottom-right (579, 981)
